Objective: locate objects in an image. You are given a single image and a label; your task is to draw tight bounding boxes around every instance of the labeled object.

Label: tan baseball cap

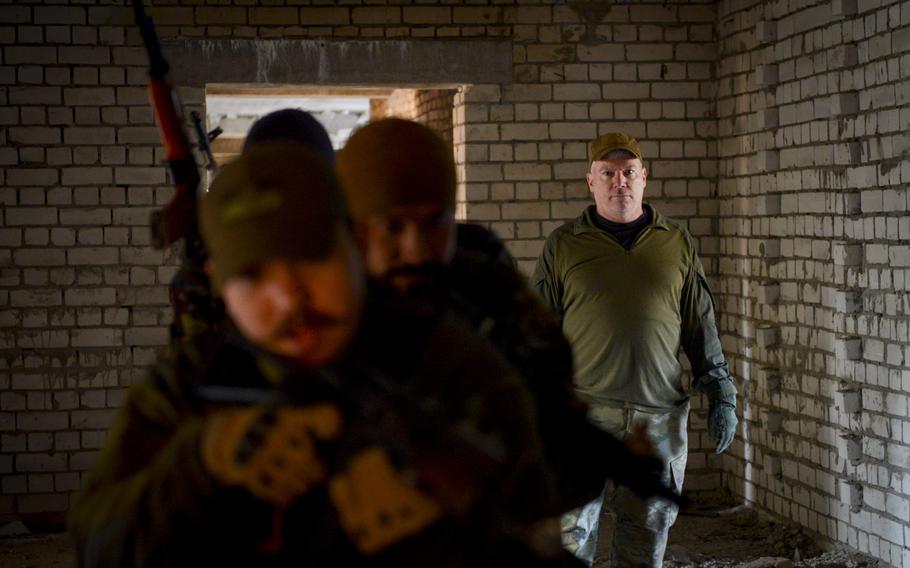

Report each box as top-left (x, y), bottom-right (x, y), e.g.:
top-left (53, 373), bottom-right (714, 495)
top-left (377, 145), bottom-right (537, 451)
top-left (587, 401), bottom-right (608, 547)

top-left (588, 132), bottom-right (643, 162)
top-left (200, 143), bottom-right (347, 290)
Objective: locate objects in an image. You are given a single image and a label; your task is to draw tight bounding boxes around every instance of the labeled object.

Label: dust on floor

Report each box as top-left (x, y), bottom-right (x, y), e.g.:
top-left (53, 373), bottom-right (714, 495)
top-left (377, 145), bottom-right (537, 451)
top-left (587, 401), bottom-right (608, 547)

top-left (665, 504), bottom-right (879, 568)
top-left (0, 533), bottom-right (71, 568)
top-left (0, 506), bottom-right (882, 568)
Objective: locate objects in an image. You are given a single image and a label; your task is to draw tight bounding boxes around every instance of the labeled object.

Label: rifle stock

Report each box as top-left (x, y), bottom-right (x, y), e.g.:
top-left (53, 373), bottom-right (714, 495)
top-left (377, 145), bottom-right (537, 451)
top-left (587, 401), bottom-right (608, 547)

top-left (194, 362), bottom-right (507, 491)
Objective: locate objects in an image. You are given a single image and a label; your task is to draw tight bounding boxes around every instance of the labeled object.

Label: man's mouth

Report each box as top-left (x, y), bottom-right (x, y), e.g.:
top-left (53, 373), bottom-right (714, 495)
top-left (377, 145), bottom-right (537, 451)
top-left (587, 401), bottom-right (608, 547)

top-left (280, 325), bottom-right (320, 352)
top-left (272, 310), bottom-right (341, 346)
top-left (385, 264), bottom-right (443, 288)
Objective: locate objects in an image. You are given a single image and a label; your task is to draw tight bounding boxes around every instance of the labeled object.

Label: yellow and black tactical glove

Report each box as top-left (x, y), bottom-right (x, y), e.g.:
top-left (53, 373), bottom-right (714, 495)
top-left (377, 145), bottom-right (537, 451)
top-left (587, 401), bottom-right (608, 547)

top-left (201, 404), bottom-right (343, 506)
top-left (330, 447), bottom-right (442, 554)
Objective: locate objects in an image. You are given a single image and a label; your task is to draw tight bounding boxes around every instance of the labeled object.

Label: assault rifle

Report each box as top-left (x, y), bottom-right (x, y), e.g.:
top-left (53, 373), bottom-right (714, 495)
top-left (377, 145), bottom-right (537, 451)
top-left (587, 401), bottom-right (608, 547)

top-left (133, 0), bottom-right (223, 343)
top-left (194, 357), bottom-right (509, 512)
top-left (193, 354), bottom-right (520, 557)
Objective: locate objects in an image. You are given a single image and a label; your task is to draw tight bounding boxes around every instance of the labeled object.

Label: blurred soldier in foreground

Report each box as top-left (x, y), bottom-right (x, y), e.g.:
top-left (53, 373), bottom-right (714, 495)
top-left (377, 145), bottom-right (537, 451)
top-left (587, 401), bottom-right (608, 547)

top-left (335, 119), bottom-right (678, 521)
top-left (68, 143), bottom-right (563, 567)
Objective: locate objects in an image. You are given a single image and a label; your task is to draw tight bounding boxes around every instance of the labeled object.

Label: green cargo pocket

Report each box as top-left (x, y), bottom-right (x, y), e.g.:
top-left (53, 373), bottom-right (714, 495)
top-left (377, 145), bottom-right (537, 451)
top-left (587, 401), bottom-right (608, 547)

top-left (668, 453), bottom-right (686, 495)
top-left (663, 453), bottom-right (687, 529)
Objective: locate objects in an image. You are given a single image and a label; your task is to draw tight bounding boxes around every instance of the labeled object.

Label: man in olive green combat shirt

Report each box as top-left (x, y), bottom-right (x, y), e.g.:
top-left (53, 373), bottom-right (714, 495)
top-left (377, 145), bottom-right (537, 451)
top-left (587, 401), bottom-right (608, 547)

top-left (532, 133), bottom-right (738, 568)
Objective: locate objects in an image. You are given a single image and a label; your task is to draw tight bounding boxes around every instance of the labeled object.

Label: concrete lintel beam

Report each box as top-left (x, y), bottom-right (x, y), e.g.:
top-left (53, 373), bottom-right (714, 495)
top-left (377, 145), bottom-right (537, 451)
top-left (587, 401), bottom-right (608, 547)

top-left (165, 39), bottom-right (513, 87)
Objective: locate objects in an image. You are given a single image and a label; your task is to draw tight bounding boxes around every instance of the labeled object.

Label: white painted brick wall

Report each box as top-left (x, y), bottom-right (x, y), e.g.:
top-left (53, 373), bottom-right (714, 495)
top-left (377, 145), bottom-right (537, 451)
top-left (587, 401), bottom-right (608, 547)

top-left (717, 1), bottom-right (910, 565)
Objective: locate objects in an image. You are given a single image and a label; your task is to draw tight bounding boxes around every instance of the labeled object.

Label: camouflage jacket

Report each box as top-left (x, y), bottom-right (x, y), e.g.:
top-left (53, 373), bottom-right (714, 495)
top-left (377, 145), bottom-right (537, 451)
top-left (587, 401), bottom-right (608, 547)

top-left (68, 286), bottom-right (558, 568)
top-left (413, 241), bottom-right (640, 512)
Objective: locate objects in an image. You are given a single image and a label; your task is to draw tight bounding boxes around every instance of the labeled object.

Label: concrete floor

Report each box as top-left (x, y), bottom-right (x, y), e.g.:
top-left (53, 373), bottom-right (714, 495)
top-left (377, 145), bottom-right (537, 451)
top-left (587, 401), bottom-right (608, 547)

top-left (0, 533), bottom-right (71, 568)
top-left (664, 506), bottom-right (879, 568)
top-left (0, 507), bottom-right (880, 568)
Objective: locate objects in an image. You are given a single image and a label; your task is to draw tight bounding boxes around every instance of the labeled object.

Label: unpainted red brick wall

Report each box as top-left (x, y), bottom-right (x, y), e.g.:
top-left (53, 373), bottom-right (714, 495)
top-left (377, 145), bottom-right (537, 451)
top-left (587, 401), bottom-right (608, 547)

top-left (369, 88), bottom-right (457, 146)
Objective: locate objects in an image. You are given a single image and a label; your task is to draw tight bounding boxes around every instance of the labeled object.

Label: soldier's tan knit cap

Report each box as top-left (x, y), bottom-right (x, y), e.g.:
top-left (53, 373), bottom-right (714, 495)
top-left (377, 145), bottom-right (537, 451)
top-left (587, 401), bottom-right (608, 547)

top-left (335, 118), bottom-right (456, 219)
top-left (588, 132), bottom-right (643, 162)
top-left (200, 143), bottom-right (346, 290)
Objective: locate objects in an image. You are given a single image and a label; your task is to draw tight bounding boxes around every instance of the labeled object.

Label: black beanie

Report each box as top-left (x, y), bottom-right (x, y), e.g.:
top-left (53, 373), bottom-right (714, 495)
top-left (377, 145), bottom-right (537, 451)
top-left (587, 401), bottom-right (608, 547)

top-left (243, 108), bottom-right (335, 164)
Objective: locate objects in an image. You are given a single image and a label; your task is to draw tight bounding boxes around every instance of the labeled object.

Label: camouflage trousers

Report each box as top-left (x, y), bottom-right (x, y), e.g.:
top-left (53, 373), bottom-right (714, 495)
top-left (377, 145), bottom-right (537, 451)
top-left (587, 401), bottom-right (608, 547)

top-left (561, 401), bottom-right (689, 568)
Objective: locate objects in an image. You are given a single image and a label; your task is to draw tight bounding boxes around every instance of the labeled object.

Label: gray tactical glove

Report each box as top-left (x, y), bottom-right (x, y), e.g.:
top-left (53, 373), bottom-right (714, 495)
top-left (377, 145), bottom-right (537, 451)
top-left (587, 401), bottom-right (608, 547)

top-left (703, 378), bottom-right (737, 454)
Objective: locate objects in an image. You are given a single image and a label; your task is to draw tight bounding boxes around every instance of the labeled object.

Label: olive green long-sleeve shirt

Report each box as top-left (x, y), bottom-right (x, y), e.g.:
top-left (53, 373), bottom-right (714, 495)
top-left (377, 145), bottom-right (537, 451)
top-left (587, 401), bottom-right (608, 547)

top-left (532, 205), bottom-right (731, 411)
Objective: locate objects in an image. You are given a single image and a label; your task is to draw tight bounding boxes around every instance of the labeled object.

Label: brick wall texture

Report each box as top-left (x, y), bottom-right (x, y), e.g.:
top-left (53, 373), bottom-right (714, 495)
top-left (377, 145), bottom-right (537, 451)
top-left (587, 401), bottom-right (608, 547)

top-left (0, 1), bottom-right (908, 565)
top-left (715, 1), bottom-right (910, 566)
top-left (371, 88), bottom-right (458, 145)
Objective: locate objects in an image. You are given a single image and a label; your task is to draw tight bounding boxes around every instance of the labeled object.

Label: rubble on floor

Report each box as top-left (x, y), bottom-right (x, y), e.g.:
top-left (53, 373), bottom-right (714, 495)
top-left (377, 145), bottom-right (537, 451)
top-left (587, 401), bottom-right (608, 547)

top-left (664, 498), bottom-right (879, 568)
top-left (0, 532), bottom-right (71, 568)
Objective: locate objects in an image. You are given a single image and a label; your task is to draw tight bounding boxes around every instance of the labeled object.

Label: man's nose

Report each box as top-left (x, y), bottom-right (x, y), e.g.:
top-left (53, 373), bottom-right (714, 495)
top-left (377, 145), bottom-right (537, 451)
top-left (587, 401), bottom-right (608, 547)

top-left (399, 223), bottom-right (432, 265)
top-left (269, 262), bottom-right (310, 310)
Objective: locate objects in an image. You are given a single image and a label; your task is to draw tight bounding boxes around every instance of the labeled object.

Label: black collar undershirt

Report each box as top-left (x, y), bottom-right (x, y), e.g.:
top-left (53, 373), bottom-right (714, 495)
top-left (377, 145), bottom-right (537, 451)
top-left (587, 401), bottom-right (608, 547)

top-left (592, 205), bottom-right (652, 250)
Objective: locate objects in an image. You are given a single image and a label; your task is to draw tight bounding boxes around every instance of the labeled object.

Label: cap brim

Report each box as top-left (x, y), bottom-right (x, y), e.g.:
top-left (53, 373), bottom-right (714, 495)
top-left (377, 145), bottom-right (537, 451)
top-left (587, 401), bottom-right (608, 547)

top-left (592, 145), bottom-right (642, 162)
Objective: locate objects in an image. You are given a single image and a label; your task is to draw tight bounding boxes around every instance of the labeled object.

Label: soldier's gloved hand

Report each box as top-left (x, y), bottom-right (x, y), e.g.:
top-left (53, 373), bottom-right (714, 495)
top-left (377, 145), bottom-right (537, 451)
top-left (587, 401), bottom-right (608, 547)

top-left (708, 400), bottom-right (737, 453)
top-left (330, 447), bottom-right (441, 554)
top-left (704, 379), bottom-right (738, 454)
top-left (201, 404), bottom-right (342, 506)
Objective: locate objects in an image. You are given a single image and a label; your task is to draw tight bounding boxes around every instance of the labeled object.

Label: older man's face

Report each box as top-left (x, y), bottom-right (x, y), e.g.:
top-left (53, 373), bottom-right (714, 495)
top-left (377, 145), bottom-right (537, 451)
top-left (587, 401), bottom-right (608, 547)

top-left (586, 157), bottom-right (647, 223)
top-left (220, 229), bottom-right (365, 368)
